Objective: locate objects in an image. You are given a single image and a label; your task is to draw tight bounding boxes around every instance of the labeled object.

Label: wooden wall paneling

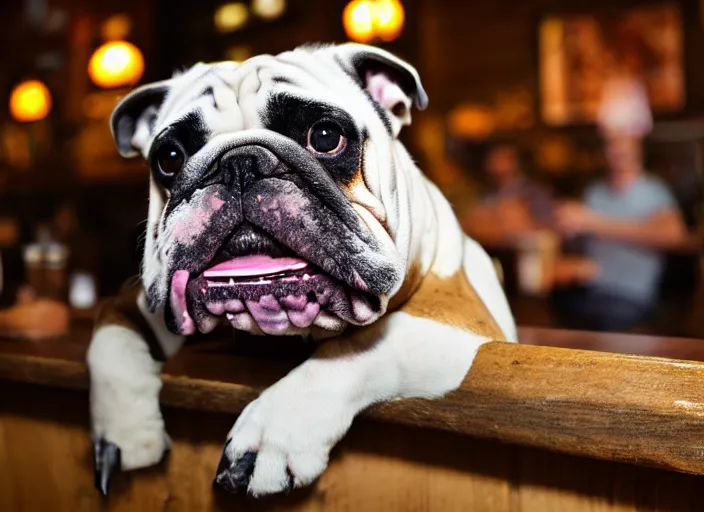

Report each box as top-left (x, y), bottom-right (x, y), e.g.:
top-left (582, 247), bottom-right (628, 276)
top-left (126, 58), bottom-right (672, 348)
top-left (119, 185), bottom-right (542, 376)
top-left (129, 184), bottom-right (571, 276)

top-left (3, 381), bottom-right (704, 511)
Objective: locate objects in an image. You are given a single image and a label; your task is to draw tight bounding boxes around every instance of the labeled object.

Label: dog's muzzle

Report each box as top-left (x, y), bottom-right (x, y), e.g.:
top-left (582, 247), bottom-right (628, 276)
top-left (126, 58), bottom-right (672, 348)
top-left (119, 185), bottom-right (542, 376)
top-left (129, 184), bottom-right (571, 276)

top-left (158, 137), bottom-right (402, 336)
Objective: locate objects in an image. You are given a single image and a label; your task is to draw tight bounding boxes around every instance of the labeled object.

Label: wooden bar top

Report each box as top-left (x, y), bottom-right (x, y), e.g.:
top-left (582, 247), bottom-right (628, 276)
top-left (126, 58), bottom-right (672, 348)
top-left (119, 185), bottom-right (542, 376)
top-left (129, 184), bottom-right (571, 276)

top-left (1, 321), bottom-right (703, 477)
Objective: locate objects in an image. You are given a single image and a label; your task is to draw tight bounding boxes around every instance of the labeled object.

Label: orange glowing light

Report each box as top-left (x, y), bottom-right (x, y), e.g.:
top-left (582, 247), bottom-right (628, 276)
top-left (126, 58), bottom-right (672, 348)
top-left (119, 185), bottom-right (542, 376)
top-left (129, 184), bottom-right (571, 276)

top-left (343, 0), bottom-right (404, 43)
top-left (88, 41), bottom-right (144, 89)
top-left (344, 0), bottom-right (375, 43)
top-left (9, 80), bottom-right (52, 123)
top-left (374, 0), bottom-right (404, 41)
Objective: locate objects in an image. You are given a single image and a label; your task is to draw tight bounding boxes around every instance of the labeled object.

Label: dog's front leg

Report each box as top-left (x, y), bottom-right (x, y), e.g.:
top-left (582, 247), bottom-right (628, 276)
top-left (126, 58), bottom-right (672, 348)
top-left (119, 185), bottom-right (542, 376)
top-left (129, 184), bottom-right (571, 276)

top-left (214, 312), bottom-right (489, 496)
top-left (87, 285), bottom-right (184, 494)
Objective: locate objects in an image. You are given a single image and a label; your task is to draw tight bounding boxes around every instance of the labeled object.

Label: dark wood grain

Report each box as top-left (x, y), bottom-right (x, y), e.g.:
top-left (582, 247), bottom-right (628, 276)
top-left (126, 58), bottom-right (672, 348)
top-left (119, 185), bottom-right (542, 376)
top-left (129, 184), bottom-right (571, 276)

top-left (1, 324), bottom-right (704, 477)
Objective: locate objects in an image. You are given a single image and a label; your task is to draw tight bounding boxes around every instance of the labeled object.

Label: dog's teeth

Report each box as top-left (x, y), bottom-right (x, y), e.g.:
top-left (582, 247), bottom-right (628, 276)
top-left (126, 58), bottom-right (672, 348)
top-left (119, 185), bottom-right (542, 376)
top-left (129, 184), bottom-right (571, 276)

top-left (229, 278), bottom-right (235, 286)
top-left (303, 274), bottom-right (310, 281)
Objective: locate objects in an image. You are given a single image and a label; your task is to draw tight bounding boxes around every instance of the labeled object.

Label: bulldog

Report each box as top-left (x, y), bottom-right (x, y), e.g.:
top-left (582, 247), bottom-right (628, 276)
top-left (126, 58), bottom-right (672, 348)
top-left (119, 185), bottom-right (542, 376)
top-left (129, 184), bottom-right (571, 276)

top-left (87, 42), bottom-right (517, 497)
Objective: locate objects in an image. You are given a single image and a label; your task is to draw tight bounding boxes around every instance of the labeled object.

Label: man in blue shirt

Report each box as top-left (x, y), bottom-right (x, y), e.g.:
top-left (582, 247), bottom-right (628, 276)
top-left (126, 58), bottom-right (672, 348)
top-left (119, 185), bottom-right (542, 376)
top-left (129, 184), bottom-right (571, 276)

top-left (553, 135), bottom-right (687, 331)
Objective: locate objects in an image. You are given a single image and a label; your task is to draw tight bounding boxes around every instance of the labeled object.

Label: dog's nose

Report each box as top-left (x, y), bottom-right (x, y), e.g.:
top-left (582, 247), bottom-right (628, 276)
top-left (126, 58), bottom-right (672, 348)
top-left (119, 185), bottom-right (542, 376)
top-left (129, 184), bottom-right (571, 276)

top-left (218, 145), bottom-right (282, 191)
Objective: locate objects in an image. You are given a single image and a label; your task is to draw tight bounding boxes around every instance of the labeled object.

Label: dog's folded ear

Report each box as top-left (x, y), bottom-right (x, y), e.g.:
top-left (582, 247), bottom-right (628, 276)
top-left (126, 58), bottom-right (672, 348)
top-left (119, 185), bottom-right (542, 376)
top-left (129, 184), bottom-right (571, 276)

top-left (110, 80), bottom-right (171, 158)
top-left (335, 43), bottom-right (428, 136)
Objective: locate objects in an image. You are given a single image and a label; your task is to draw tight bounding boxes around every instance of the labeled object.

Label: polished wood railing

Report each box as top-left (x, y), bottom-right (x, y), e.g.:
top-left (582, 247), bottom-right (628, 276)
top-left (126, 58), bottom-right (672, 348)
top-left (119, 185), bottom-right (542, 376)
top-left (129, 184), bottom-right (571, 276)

top-left (1, 322), bottom-right (703, 510)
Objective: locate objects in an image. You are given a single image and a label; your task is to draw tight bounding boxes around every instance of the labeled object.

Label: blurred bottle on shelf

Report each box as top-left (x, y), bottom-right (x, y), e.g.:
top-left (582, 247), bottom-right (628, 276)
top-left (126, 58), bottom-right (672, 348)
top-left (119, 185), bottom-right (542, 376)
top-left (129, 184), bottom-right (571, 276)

top-left (514, 230), bottom-right (559, 296)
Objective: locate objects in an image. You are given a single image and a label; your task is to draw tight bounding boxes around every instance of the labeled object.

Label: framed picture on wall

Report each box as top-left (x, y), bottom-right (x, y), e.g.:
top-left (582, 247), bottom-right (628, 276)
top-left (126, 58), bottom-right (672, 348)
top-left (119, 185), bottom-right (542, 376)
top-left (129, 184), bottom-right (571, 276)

top-left (538, 2), bottom-right (685, 126)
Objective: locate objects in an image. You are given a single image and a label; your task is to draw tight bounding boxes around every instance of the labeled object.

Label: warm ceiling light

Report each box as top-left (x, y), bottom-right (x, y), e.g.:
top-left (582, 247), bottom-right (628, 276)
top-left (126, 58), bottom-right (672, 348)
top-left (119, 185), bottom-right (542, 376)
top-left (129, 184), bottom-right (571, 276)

top-left (343, 0), bottom-right (375, 43)
top-left (374, 0), bottom-right (404, 41)
top-left (9, 80), bottom-right (52, 123)
top-left (252, 0), bottom-right (286, 20)
top-left (343, 0), bottom-right (405, 43)
top-left (214, 3), bottom-right (249, 33)
top-left (88, 41), bottom-right (145, 89)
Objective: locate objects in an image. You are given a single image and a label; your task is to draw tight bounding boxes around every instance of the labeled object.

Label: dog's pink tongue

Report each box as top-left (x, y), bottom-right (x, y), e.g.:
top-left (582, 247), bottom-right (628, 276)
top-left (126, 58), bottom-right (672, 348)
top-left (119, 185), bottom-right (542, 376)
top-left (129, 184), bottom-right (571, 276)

top-left (203, 255), bottom-right (309, 278)
top-left (171, 270), bottom-right (195, 335)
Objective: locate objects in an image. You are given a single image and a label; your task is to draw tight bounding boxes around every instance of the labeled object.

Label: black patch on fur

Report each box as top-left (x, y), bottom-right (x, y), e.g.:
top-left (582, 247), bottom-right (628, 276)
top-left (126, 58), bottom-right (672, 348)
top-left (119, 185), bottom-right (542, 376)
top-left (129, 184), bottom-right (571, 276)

top-left (112, 84), bottom-right (169, 156)
top-left (262, 93), bottom-right (362, 184)
top-left (148, 109), bottom-right (210, 187)
top-left (165, 110), bottom-right (210, 156)
top-left (363, 90), bottom-right (393, 135)
top-left (334, 54), bottom-right (363, 87)
top-left (214, 449), bottom-right (256, 492)
top-left (163, 294), bottom-right (178, 334)
top-left (242, 178), bottom-right (400, 296)
top-left (271, 76), bottom-right (294, 85)
top-left (146, 283), bottom-right (160, 313)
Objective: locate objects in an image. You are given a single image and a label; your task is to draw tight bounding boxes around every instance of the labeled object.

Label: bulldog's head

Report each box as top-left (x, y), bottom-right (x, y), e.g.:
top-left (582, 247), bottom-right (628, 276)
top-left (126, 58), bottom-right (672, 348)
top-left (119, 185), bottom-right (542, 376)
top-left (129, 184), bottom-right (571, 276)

top-left (111, 43), bottom-right (428, 337)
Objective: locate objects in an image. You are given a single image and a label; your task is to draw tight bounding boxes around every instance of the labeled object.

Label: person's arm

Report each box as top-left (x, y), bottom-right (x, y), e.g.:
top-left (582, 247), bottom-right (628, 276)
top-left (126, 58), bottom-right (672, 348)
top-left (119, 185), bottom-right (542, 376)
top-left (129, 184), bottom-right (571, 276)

top-left (556, 203), bottom-right (688, 250)
top-left (463, 204), bottom-right (504, 246)
top-left (591, 208), bottom-right (686, 249)
top-left (464, 198), bottom-right (537, 247)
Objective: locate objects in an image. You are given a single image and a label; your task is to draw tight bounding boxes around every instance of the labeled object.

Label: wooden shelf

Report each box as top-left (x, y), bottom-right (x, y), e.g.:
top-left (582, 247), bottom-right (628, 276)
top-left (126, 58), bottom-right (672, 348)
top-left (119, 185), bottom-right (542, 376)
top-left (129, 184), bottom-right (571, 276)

top-left (1, 322), bottom-right (703, 476)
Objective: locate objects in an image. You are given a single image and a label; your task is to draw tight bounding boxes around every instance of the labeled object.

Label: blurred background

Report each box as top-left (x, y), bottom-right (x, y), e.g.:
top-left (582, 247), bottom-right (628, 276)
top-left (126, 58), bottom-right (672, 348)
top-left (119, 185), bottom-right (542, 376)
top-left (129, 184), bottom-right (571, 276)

top-left (0, 0), bottom-right (702, 338)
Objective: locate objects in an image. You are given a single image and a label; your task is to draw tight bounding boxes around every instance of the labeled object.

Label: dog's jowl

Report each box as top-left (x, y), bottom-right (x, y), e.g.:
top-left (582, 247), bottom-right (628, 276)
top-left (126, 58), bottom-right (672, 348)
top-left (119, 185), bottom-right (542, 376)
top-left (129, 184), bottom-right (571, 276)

top-left (87, 42), bottom-right (517, 497)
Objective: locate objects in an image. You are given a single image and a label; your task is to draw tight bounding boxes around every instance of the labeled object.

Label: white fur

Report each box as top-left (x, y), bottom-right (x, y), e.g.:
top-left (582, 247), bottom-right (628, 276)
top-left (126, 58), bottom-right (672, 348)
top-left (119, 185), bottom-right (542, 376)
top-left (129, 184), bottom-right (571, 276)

top-left (87, 293), bottom-right (184, 470)
top-left (225, 312), bottom-right (488, 496)
top-left (87, 325), bottom-right (169, 470)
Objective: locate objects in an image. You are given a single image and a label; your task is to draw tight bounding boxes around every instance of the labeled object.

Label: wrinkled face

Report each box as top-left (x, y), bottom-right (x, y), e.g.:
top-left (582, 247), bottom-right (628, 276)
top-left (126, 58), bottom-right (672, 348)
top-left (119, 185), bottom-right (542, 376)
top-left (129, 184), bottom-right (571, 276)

top-left (111, 44), bottom-right (427, 337)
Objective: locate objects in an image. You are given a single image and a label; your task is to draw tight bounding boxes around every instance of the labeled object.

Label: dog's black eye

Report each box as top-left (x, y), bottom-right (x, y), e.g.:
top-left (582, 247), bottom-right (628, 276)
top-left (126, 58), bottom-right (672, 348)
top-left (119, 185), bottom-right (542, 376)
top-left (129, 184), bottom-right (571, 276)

top-left (307, 122), bottom-right (345, 155)
top-left (156, 143), bottom-right (186, 176)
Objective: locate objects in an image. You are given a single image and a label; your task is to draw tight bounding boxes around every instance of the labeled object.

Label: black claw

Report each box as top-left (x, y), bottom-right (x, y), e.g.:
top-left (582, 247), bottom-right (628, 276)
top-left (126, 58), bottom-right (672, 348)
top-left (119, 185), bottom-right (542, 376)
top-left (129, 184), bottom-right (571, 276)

top-left (213, 443), bottom-right (258, 494)
top-left (94, 438), bottom-right (121, 496)
top-left (214, 438), bottom-right (233, 479)
top-left (285, 467), bottom-right (295, 493)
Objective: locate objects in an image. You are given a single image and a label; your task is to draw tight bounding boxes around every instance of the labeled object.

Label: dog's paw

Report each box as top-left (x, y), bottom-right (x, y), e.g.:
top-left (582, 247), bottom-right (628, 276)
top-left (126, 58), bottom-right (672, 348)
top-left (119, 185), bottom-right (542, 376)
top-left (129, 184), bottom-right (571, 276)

top-left (88, 324), bottom-right (170, 494)
top-left (213, 375), bottom-right (356, 497)
top-left (92, 426), bottom-right (170, 495)
top-left (107, 424), bottom-right (171, 470)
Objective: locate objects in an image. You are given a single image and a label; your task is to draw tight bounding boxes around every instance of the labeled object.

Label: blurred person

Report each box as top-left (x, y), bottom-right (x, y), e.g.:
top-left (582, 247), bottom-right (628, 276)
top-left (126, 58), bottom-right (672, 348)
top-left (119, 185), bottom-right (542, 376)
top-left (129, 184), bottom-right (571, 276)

top-left (552, 72), bottom-right (687, 331)
top-left (464, 141), bottom-right (553, 246)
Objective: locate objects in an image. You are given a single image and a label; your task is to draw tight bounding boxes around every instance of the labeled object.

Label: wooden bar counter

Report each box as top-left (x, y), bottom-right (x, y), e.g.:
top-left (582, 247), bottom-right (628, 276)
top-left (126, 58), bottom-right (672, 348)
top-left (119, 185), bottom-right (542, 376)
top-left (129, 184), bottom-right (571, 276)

top-left (1, 321), bottom-right (704, 511)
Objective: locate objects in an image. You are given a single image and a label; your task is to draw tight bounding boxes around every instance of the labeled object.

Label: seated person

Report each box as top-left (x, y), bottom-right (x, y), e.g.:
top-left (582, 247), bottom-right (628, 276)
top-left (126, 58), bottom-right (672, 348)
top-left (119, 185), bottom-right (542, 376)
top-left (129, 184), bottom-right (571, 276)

top-left (552, 134), bottom-right (687, 332)
top-left (463, 141), bottom-right (553, 246)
